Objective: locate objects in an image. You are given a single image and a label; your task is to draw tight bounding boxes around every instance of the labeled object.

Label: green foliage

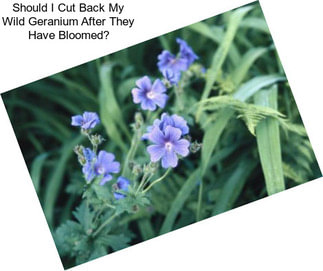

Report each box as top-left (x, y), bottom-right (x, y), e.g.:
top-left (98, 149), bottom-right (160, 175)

top-left (1, 2), bottom-right (321, 268)
top-left (254, 86), bottom-right (285, 194)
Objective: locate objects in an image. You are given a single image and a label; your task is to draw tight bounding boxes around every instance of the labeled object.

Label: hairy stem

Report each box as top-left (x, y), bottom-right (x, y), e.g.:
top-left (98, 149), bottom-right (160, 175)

top-left (93, 213), bottom-right (117, 238)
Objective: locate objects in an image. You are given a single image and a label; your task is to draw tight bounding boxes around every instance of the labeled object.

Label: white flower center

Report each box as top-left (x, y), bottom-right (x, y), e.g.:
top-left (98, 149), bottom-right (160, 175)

top-left (146, 91), bottom-right (155, 99)
top-left (97, 166), bottom-right (105, 174)
top-left (165, 142), bottom-right (173, 151)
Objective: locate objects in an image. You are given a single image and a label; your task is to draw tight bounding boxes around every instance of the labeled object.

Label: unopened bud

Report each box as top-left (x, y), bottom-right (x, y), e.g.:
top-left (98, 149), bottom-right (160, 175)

top-left (90, 134), bottom-right (104, 146)
top-left (134, 112), bottom-right (144, 129)
top-left (132, 164), bottom-right (142, 176)
top-left (190, 141), bottom-right (202, 153)
top-left (73, 145), bottom-right (84, 156)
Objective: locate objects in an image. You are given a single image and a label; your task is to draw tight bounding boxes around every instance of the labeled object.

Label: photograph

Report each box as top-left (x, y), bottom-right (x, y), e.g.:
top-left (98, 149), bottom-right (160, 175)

top-left (1, 2), bottom-right (321, 269)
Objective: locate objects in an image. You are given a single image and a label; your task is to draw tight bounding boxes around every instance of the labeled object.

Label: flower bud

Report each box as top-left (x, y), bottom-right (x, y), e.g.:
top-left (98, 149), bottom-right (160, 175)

top-left (78, 156), bottom-right (86, 166)
top-left (190, 141), bottom-right (202, 153)
top-left (73, 145), bottom-right (84, 156)
top-left (90, 134), bottom-right (104, 146)
top-left (132, 163), bottom-right (142, 176)
top-left (74, 145), bottom-right (87, 165)
top-left (162, 78), bottom-right (172, 89)
top-left (134, 112), bottom-right (144, 129)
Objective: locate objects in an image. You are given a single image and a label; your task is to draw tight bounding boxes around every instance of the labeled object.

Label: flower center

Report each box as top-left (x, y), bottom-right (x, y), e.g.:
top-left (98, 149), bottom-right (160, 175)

top-left (146, 91), bottom-right (155, 99)
top-left (165, 142), bottom-right (173, 151)
top-left (97, 166), bottom-right (105, 174)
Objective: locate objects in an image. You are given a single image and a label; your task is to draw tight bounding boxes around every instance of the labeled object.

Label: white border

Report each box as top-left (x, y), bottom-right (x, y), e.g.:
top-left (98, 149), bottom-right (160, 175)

top-left (1, 0), bottom-right (323, 270)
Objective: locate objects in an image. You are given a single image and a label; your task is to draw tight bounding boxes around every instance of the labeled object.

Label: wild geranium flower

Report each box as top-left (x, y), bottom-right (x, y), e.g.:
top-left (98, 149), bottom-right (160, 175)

top-left (157, 38), bottom-right (198, 77)
top-left (142, 113), bottom-right (189, 140)
top-left (83, 148), bottom-right (95, 162)
top-left (157, 50), bottom-right (188, 74)
top-left (131, 76), bottom-right (168, 111)
top-left (82, 148), bottom-right (96, 182)
top-left (114, 176), bottom-right (130, 200)
top-left (176, 38), bottom-right (198, 67)
top-left (162, 69), bottom-right (181, 86)
top-left (147, 126), bottom-right (190, 168)
top-left (94, 151), bottom-right (120, 185)
top-left (71, 112), bottom-right (100, 130)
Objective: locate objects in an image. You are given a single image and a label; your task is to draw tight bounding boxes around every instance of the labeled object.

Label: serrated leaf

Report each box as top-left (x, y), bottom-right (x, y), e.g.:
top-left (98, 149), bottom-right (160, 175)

top-left (73, 201), bottom-right (95, 231)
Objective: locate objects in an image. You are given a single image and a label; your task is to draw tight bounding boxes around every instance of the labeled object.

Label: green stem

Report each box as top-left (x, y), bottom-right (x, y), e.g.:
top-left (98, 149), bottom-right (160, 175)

top-left (93, 213), bottom-right (117, 238)
top-left (136, 172), bottom-right (149, 194)
top-left (174, 84), bottom-right (184, 112)
top-left (122, 128), bottom-right (142, 177)
top-left (196, 179), bottom-right (203, 221)
top-left (143, 168), bottom-right (172, 193)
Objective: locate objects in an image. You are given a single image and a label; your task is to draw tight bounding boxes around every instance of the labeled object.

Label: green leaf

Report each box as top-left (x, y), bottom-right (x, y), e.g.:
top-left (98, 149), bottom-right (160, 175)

top-left (212, 159), bottom-right (257, 215)
top-left (188, 22), bottom-right (222, 43)
top-left (117, 76), bottom-right (141, 102)
top-left (201, 108), bottom-right (233, 175)
top-left (99, 63), bottom-right (130, 151)
top-left (233, 74), bottom-right (285, 101)
top-left (30, 153), bottom-right (48, 194)
top-left (200, 75), bottom-right (285, 176)
top-left (43, 135), bottom-right (84, 228)
top-left (160, 169), bottom-right (200, 234)
top-left (188, 23), bottom-right (241, 66)
top-left (138, 218), bottom-right (155, 240)
top-left (232, 47), bottom-right (268, 86)
top-left (195, 6), bottom-right (253, 121)
top-left (199, 95), bottom-right (285, 136)
top-left (103, 234), bottom-right (131, 251)
top-left (240, 17), bottom-right (270, 34)
top-left (73, 201), bottom-right (95, 231)
top-left (254, 85), bottom-right (285, 195)
top-left (54, 220), bottom-right (84, 256)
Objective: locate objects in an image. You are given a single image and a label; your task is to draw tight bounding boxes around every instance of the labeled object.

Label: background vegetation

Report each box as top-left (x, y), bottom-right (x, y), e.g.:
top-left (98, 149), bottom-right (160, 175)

top-left (1, 2), bottom-right (321, 268)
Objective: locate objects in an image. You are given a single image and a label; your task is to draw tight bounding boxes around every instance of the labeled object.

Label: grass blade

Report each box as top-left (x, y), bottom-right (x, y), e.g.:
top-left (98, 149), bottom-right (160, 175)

top-left (43, 135), bottom-right (83, 228)
top-left (201, 75), bottom-right (285, 176)
top-left (195, 6), bottom-right (252, 121)
top-left (201, 108), bottom-right (233, 175)
top-left (99, 63), bottom-right (130, 151)
top-left (254, 85), bottom-right (285, 195)
top-left (30, 153), bottom-right (49, 194)
top-left (232, 47), bottom-right (268, 86)
top-left (233, 74), bottom-right (285, 101)
top-left (240, 17), bottom-right (270, 34)
top-left (159, 169), bottom-right (200, 234)
top-left (138, 218), bottom-right (155, 240)
top-left (212, 159), bottom-right (257, 215)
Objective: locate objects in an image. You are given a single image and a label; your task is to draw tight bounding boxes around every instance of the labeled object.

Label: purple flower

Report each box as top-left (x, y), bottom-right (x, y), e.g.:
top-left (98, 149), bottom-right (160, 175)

top-left (157, 50), bottom-right (188, 74)
top-left (131, 76), bottom-right (168, 111)
top-left (162, 69), bottom-right (181, 86)
top-left (82, 162), bottom-right (96, 182)
top-left (71, 112), bottom-right (100, 130)
top-left (142, 113), bottom-right (189, 140)
top-left (82, 148), bottom-right (96, 182)
top-left (83, 148), bottom-right (95, 162)
top-left (114, 176), bottom-right (130, 200)
top-left (176, 38), bottom-right (198, 67)
top-left (147, 126), bottom-right (190, 168)
top-left (157, 39), bottom-right (198, 77)
top-left (94, 151), bottom-right (120, 185)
